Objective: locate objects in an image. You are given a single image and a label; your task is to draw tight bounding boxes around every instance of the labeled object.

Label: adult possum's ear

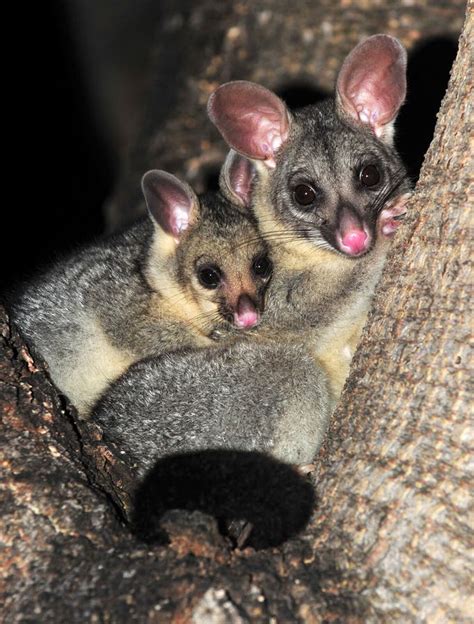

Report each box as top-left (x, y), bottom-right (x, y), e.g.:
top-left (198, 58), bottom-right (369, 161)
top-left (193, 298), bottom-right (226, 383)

top-left (142, 170), bottom-right (199, 242)
top-left (208, 81), bottom-right (291, 169)
top-left (219, 150), bottom-right (256, 208)
top-left (336, 34), bottom-right (407, 144)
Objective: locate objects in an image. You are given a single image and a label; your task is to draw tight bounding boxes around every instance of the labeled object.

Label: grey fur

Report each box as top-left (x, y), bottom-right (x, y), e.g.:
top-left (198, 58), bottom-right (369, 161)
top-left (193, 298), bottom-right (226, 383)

top-left (19, 38), bottom-right (412, 477)
top-left (92, 39), bottom-right (412, 473)
top-left (94, 339), bottom-right (331, 474)
top-left (245, 98), bottom-right (411, 336)
top-left (9, 189), bottom-right (270, 415)
top-left (214, 97), bottom-right (412, 405)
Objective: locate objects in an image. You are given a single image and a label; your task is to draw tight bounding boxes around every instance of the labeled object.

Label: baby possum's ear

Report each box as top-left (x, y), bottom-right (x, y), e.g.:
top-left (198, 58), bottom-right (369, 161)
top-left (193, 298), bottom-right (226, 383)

top-left (336, 34), bottom-right (407, 144)
top-left (208, 81), bottom-right (291, 168)
top-left (220, 150), bottom-right (256, 209)
top-left (142, 170), bottom-right (199, 242)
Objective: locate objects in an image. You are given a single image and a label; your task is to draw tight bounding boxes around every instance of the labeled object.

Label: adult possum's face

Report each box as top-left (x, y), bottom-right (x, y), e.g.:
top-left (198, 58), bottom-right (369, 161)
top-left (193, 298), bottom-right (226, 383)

top-left (267, 100), bottom-right (410, 257)
top-left (208, 35), bottom-right (412, 258)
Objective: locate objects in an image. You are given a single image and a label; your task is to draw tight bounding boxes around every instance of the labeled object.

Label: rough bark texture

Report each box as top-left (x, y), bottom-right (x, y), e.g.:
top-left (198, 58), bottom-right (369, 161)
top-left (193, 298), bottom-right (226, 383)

top-left (1, 5), bottom-right (472, 624)
top-left (310, 5), bottom-right (473, 620)
top-left (107, 0), bottom-right (465, 229)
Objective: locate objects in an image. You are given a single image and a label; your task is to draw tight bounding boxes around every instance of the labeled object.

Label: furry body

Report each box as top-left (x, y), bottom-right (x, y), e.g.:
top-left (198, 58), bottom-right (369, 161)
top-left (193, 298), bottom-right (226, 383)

top-left (229, 98), bottom-right (410, 399)
top-left (93, 102), bottom-right (405, 467)
top-left (94, 37), bottom-right (411, 469)
top-left (11, 220), bottom-right (205, 414)
top-left (11, 189), bottom-right (269, 415)
top-left (94, 339), bottom-right (331, 472)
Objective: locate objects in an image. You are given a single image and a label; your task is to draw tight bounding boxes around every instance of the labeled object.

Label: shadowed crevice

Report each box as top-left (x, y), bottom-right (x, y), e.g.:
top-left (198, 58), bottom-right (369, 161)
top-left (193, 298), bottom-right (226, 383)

top-left (132, 449), bottom-right (315, 549)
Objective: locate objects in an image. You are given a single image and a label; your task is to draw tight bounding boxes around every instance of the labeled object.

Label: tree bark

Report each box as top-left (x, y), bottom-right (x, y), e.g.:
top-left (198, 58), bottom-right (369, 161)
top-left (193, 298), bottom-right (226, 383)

top-left (1, 5), bottom-right (471, 623)
top-left (311, 6), bottom-right (473, 620)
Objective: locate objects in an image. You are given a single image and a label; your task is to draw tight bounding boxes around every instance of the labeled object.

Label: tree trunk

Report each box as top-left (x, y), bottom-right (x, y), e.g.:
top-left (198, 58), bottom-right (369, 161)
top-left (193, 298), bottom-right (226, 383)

top-left (1, 6), bottom-right (471, 623)
top-left (307, 6), bottom-right (473, 620)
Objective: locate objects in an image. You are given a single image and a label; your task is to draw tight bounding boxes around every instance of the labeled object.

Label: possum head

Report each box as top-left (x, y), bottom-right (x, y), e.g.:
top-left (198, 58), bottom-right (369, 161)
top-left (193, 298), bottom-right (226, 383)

top-left (208, 35), bottom-right (412, 259)
top-left (142, 170), bottom-right (272, 333)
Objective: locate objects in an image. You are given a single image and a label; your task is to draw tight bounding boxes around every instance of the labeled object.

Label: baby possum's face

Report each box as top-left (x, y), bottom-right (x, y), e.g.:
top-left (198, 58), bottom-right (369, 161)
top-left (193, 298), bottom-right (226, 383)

top-left (177, 192), bottom-right (272, 331)
top-left (142, 170), bottom-right (272, 335)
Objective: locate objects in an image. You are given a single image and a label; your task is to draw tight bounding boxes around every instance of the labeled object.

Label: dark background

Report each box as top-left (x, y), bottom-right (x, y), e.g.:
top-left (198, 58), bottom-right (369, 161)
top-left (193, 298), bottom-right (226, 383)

top-left (5, 3), bottom-right (112, 295)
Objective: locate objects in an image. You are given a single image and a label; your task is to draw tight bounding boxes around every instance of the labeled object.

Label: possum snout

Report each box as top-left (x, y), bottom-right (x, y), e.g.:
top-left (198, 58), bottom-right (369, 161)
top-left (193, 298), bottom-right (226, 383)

top-left (234, 294), bottom-right (260, 329)
top-left (335, 204), bottom-right (372, 256)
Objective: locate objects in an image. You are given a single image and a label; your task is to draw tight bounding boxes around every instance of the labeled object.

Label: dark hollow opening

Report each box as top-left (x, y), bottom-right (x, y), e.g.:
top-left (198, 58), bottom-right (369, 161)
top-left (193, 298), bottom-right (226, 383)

top-left (132, 450), bottom-right (315, 550)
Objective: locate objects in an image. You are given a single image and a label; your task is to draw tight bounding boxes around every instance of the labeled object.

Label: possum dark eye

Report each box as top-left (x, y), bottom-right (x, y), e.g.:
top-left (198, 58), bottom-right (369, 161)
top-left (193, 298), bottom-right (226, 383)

top-left (252, 255), bottom-right (273, 280)
top-left (359, 165), bottom-right (381, 187)
top-left (197, 265), bottom-right (222, 289)
top-left (294, 184), bottom-right (316, 207)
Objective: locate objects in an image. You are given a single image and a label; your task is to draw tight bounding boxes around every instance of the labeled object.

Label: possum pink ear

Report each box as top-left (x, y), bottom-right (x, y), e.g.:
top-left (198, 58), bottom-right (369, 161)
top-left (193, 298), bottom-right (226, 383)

top-left (142, 170), bottom-right (198, 241)
top-left (208, 81), bottom-right (291, 168)
top-left (220, 150), bottom-right (256, 208)
top-left (336, 35), bottom-right (407, 142)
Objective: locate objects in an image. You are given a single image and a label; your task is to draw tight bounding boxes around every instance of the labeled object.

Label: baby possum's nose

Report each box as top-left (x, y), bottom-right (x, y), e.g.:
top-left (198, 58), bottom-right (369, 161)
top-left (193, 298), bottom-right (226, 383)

top-left (234, 294), bottom-right (260, 329)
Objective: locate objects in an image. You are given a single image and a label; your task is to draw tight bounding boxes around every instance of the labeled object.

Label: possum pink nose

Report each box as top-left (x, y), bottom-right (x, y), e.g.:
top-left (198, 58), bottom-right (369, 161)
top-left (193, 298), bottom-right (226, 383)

top-left (234, 295), bottom-right (259, 328)
top-left (341, 230), bottom-right (369, 255)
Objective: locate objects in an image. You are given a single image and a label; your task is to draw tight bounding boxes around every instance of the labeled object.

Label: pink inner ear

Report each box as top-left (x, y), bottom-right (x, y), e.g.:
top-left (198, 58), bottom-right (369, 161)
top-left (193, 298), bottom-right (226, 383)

top-left (208, 81), bottom-right (290, 164)
top-left (142, 171), bottom-right (196, 240)
top-left (225, 151), bottom-right (255, 206)
top-left (160, 185), bottom-right (193, 238)
top-left (337, 35), bottom-right (407, 135)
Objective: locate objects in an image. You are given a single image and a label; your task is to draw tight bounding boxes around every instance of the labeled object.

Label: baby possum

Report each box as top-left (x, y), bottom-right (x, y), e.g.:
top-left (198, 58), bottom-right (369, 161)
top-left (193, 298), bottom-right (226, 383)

top-left (10, 170), bottom-right (272, 416)
top-left (93, 35), bottom-right (412, 472)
